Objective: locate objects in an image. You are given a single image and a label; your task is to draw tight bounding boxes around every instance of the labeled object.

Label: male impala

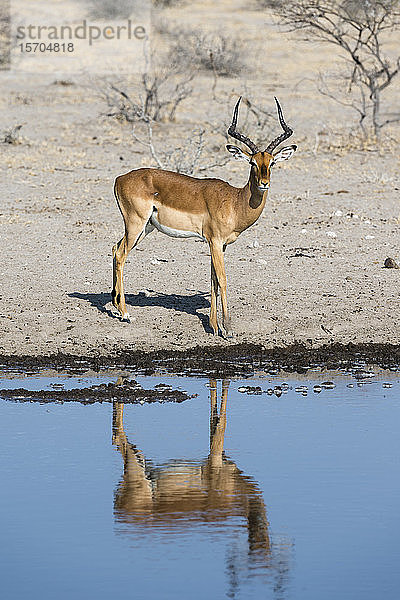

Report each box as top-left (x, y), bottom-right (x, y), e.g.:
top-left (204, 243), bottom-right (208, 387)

top-left (112, 97), bottom-right (297, 337)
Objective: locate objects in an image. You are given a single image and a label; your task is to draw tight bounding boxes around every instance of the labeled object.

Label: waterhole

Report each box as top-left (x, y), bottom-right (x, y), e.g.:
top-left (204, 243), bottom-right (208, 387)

top-left (1, 367), bottom-right (399, 599)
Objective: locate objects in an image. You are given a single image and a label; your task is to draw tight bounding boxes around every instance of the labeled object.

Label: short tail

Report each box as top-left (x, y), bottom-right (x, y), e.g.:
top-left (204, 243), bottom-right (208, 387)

top-left (113, 177), bottom-right (124, 218)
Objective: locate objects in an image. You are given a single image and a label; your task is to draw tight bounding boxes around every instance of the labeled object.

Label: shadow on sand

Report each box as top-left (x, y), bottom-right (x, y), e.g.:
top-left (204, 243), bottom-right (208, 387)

top-left (69, 290), bottom-right (213, 333)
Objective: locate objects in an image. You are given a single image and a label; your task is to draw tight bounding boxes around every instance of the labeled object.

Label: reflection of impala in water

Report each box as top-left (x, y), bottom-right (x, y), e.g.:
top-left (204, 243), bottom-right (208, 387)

top-left (112, 380), bottom-right (291, 591)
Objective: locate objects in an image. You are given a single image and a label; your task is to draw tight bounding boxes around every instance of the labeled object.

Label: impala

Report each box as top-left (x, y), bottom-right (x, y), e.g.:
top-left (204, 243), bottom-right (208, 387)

top-left (112, 96), bottom-right (297, 336)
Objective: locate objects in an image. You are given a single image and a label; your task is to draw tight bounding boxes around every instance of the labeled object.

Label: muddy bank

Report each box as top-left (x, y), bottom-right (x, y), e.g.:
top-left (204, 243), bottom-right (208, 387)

top-left (1, 342), bottom-right (400, 378)
top-left (0, 377), bottom-right (195, 405)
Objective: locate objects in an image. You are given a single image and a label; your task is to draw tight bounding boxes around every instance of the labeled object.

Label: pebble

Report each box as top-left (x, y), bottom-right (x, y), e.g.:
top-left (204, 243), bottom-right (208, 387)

top-left (382, 383), bottom-right (393, 388)
top-left (237, 385), bottom-right (262, 395)
top-left (150, 258), bottom-right (169, 265)
top-left (321, 381), bottom-right (336, 389)
top-left (268, 368), bottom-right (279, 376)
top-left (384, 257), bottom-right (399, 269)
top-left (313, 385), bottom-right (322, 393)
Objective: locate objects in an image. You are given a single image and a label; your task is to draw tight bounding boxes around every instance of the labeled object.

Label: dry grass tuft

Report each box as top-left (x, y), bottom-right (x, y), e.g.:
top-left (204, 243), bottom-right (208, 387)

top-left (169, 28), bottom-right (244, 77)
top-left (2, 124), bottom-right (23, 145)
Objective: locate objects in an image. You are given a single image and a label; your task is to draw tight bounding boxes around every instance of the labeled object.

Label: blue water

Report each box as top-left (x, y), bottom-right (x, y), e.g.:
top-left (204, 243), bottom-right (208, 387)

top-left (0, 373), bottom-right (399, 599)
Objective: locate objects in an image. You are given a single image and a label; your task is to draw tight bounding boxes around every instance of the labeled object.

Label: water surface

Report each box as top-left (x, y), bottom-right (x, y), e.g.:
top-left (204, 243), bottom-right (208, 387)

top-left (1, 372), bottom-right (399, 599)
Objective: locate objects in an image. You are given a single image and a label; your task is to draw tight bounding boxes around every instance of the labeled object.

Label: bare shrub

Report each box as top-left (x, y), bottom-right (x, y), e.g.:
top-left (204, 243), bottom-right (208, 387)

top-left (269, 0), bottom-right (400, 139)
top-left (86, 0), bottom-right (136, 19)
top-left (152, 0), bottom-right (184, 7)
top-left (253, 0), bottom-right (283, 7)
top-left (0, 1), bottom-right (10, 70)
top-left (131, 94), bottom-right (279, 176)
top-left (152, 16), bottom-right (177, 36)
top-left (98, 57), bottom-right (194, 123)
top-left (311, 120), bottom-right (398, 154)
top-left (52, 79), bottom-right (75, 86)
top-left (170, 29), bottom-right (244, 76)
top-left (132, 119), bottom-right (230, 175)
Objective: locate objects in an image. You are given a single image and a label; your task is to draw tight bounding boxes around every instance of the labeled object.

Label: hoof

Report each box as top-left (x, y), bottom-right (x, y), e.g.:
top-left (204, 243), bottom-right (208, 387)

top-left (222, 328), bottom-right (234, 340)
top-left (121, 312), bottom-right (131, 323)
top-left (209, 320), bottom-right (219, 335)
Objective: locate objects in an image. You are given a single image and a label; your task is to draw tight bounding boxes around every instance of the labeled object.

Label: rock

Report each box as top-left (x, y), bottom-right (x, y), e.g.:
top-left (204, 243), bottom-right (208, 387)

top-left (383, 257), bottom-right (399, 269)
top-left (353, 370), bottom-right (375, 380)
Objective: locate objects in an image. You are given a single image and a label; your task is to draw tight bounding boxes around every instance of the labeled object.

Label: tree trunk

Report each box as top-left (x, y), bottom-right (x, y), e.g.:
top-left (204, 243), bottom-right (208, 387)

top-left (371, 87), bottom-right (381, 140)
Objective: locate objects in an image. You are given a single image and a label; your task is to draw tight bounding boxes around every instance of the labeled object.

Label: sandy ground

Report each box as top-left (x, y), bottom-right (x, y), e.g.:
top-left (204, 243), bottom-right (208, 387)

top-left (1, 1), bottom-right (399, 358)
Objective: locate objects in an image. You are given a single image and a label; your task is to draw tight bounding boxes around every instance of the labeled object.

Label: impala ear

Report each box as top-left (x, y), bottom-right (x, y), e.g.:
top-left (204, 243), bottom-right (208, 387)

top-left (226, 144), bottom-right (251, 162)
top-left (273, 144), bottom-right (297, 163)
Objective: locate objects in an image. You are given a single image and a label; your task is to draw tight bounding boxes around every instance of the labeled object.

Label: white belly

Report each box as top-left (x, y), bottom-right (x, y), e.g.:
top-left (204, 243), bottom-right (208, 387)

top-left (150, 212), bottom-right (206, 241)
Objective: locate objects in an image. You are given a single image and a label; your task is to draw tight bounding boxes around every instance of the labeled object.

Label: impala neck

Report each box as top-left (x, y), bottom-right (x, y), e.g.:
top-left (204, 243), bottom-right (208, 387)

top-left (239, 167), bottom-right (268, 218)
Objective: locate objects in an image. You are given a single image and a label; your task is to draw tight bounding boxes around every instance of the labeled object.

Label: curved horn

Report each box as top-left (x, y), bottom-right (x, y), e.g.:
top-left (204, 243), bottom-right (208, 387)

top-left (227, 97), bottom-right (259, 155)
top-left (265, 97), bottom-right (293, 154)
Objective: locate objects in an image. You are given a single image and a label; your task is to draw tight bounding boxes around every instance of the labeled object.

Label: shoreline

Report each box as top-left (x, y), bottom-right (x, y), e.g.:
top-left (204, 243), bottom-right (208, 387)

top-left (1, 342), bottom-right (400, 377)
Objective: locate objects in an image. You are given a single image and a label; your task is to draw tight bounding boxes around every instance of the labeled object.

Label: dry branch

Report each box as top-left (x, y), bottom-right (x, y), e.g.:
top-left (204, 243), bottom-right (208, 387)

top-left (271, 0), bottom-right (400, 138)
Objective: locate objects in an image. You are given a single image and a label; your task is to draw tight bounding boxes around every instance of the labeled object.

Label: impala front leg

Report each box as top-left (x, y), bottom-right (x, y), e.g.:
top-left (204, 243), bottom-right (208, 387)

top-left (209, 241), bottom-right (232, 338)
top-left (210, 261), bottom-right (219, 335)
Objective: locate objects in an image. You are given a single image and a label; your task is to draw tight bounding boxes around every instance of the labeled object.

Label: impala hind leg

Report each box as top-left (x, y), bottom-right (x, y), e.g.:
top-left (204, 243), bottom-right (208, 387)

top-left (112, 217), bottom-right (151, 321)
